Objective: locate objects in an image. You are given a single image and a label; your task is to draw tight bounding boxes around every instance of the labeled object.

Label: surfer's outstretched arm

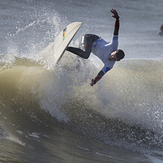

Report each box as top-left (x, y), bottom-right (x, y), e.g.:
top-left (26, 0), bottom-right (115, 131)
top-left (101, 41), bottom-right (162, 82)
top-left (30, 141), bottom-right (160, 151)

top-left (110, 8), bottom-right (120, 36)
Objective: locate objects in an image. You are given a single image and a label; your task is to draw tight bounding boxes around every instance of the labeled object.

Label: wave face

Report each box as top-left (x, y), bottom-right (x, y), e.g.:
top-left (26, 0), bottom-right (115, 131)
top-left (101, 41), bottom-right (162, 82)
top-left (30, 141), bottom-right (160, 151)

top-left (0, 57), bottom-right (163, 152)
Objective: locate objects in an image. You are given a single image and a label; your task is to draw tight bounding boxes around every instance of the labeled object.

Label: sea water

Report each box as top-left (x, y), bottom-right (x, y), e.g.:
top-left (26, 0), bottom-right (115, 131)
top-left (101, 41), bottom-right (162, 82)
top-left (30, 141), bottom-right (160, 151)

top-left (0, 0), bottom-right (163, 162)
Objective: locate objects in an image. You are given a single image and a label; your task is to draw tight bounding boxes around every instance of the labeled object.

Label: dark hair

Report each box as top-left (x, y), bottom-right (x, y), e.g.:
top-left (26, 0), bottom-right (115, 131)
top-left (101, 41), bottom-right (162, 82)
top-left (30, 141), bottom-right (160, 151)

top-left (116, 49), bottom-right (125, 61)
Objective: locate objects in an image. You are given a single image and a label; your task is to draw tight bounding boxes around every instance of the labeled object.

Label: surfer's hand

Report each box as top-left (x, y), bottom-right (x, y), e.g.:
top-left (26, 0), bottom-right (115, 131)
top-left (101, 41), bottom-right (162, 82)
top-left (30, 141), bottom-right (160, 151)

top-left (110, 9), bottom-right (119, 19)
top-left (90, 76), bottom-right (101, 86)
top-left (90, 79), bottom-right (96, 86)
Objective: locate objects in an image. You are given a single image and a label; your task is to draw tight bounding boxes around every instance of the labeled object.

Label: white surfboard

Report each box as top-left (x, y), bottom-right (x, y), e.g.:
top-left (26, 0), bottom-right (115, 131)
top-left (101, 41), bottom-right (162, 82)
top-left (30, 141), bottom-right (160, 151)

top-left (53, 22), bottom-right (83, 65)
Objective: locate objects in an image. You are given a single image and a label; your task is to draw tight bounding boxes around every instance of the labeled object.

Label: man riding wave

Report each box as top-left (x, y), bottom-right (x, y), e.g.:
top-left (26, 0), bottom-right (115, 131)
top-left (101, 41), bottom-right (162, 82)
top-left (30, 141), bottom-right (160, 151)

top-left (66, 9), bottom-right (125, 86)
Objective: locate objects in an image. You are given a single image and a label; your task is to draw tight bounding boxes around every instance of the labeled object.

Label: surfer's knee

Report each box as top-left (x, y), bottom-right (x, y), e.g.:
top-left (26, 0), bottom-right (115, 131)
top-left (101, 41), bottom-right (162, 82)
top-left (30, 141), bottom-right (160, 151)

top-left (78, 51), bottom-right (90, 59)
top-left (83, 54), bottom-right (89, 59)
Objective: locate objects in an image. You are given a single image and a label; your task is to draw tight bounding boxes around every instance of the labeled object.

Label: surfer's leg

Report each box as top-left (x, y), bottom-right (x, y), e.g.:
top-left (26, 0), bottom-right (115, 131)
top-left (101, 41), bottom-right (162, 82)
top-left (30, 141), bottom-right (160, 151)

top-left (67, 34), bottom-right (99, 59)
top-left (79, 34), bottom-right (99, 53)
top-left (66, 47), bottom-right (89, 59)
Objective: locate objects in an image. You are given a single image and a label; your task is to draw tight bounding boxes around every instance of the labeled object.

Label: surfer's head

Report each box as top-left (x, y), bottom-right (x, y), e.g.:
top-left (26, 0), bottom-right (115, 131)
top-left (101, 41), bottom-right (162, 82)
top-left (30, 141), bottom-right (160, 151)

top-left (108, 49), bottom-right (125, 61)
top-left (160, 25), bottom-right (163, 32)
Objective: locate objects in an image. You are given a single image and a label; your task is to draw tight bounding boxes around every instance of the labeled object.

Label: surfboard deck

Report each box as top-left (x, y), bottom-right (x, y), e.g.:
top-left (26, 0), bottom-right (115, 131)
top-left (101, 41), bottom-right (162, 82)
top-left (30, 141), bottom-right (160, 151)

top-left (53, 22), bottom-right (83, 65)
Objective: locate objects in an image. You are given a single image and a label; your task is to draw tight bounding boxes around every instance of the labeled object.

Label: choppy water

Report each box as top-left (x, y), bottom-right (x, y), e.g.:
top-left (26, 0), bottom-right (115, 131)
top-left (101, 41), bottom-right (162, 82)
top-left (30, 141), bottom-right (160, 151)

top-left (0, 0), bottom-right (163, 162)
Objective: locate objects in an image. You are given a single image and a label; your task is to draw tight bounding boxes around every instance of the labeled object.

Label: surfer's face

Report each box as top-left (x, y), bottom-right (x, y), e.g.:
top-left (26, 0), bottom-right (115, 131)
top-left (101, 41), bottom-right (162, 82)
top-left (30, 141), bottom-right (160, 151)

top-left (108, 51), bottom-right (118, 61)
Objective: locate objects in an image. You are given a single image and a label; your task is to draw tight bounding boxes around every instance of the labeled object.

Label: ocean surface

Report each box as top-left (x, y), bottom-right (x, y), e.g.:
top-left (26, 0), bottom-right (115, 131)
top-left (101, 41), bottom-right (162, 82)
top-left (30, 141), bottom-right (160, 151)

top-left (0, 0), bottom-right (163, 162)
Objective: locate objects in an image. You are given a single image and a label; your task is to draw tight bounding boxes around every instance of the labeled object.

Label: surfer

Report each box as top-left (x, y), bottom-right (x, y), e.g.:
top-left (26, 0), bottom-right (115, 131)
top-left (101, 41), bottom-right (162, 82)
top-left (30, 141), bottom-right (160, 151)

top-left (157, 25), bottom-right (163, 36)
top-left (66, 9), bottom-right (125, 86)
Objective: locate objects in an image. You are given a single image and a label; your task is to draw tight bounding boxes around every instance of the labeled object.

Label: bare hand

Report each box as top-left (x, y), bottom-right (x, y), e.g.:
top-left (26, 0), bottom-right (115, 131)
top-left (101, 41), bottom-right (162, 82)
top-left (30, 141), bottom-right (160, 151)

top-left (110, 8), bottom-right (119, 19)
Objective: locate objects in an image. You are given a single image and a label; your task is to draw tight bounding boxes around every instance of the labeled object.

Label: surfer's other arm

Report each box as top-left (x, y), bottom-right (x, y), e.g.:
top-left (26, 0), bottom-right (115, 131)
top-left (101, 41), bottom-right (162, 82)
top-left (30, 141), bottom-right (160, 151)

top-left (90, 70), bottom-right (104, 86)
top-left (110, 8), bottom-right (120, 36)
